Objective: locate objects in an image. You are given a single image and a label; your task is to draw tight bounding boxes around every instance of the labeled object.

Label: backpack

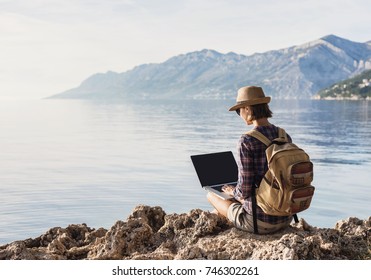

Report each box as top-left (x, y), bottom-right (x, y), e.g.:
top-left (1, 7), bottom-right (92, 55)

top-left (246, 128), bottom-right (315, 217)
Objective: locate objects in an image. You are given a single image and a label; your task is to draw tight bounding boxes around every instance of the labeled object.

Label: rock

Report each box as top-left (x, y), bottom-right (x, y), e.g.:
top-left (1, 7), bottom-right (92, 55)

top-left (0, 223), bottom-right (106, 260)
top-left (0, 205), bottom-right (370, 260)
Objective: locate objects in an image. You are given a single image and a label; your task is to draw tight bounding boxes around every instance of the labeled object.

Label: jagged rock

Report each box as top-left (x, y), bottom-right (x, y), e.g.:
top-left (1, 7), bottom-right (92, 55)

top-left (0, 223), bottom-right (106, 260)
top-left (0, 205), bottom-right (370, 260)
top-left (88, 205), bottom-right (166, 259)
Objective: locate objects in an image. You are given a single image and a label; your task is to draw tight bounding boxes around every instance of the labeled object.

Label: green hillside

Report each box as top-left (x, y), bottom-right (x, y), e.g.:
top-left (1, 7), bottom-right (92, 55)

top-left (316, 69), bottom-right (371, 100)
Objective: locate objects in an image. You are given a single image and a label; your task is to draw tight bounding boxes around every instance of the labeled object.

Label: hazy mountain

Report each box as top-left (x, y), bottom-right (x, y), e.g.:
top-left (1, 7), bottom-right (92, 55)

top-left (50, 35), bottom-right (371, 100)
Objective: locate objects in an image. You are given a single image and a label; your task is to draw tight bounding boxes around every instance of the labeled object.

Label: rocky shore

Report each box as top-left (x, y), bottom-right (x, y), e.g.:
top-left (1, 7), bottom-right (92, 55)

top-left (0, 205), bottom-right (370, 260)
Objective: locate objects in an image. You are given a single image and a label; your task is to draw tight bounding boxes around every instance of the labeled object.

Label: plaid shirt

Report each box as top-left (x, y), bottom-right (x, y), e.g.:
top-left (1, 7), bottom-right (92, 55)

top-left (233, 124), bottom-right (292, 224)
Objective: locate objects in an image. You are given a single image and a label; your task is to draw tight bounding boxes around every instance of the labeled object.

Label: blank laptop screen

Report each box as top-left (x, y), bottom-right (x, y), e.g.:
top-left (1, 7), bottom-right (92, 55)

top-left (190, 151), bottom-right (238, 187)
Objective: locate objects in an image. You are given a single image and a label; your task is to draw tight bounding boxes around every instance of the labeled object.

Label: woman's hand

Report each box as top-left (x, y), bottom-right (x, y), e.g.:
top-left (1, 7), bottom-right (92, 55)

top-left (222, 185), bottom-right (235, 196)
top-left (222, 185), bottom-right (245, 204)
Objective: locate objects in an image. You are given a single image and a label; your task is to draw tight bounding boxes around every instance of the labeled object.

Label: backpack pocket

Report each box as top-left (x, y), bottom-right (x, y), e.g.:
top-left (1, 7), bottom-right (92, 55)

top-left (288, 161), bottom-right (313, 186)
top-left (289, 186), bottom-right (315, 213)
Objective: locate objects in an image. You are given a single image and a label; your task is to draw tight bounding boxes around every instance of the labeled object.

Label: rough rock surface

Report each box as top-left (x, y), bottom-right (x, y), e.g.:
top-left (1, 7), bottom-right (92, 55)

top-left (1, 205), bottom-right (370, 260)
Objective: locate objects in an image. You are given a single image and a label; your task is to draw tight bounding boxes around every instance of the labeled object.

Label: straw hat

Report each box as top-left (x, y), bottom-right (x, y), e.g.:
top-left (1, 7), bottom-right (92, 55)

top-left (228, 86), bottom-right (271, 111)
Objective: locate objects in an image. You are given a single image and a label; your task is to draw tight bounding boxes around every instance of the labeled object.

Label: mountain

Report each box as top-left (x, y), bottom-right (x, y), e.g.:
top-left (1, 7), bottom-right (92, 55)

top-left (315, 69), bottom-right (371, 100)
top-left (50, 35), bottom-right (371, 100)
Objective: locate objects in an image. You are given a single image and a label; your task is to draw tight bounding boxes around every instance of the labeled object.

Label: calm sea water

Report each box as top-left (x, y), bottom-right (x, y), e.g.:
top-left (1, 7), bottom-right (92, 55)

top-left (0, 98), bottom-right (370, 245)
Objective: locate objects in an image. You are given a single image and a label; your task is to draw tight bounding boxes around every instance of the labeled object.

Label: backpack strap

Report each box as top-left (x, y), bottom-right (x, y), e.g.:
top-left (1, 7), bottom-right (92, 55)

top-left (245, 130), bottom-right (271, 146)
top-left (277, 127), bottom-right (288, 142)
top-left (247, 127), bottom-right (288, 145)
top-left (245, 129), bottom-right (271, 234)
top-left (251, 185), bottom-right (259, 234)
top-left (293, 214), bottom-right (299, 223)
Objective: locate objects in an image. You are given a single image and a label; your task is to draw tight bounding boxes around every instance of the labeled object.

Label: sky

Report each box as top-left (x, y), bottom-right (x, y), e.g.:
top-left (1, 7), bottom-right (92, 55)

top-left (1, 0), bottom-right (370, 99)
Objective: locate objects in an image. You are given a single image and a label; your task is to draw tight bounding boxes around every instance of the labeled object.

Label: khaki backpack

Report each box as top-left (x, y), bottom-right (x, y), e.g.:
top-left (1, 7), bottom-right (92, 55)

top-left (246, 128), bottom-right (315, 216)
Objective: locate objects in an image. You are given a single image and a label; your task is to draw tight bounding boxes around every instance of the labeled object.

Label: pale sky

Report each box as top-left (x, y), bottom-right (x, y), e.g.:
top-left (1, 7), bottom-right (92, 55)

top-left (1, 0), bottom-right (370, 99)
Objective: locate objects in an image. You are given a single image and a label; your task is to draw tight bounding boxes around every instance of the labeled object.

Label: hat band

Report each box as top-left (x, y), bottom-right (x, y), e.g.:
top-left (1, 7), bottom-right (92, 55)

top-left (236, 100), bottom-right (257, 104)
top-left (236, 97), bottom-right (269, 105)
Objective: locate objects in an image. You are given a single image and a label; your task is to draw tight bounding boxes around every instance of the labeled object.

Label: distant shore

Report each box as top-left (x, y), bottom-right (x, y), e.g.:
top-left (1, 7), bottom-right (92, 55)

top-left (0, 205), bottom-right (370, 260)
top-left (313, 95), bottom-right (371, 100)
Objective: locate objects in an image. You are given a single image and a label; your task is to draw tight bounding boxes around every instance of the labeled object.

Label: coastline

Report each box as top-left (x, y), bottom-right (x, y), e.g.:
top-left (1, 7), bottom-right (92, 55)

top-left (312, 95), bottom-right (371, 100)
top-left (0, 205), bottom-right (370, 260)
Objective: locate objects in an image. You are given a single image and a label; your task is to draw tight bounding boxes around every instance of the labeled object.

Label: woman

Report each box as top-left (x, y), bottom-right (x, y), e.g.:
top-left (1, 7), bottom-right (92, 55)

top-left (207, 86), bottom-right (293, 234)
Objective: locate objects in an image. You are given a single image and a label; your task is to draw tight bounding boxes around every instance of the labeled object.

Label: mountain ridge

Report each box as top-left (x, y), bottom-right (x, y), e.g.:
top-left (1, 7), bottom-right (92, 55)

top-left (50, 34), bottom-right (371, 100)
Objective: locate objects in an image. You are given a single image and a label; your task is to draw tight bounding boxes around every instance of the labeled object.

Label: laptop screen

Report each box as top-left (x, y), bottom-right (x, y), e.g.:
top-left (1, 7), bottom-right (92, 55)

top-left (190, 151), bottom-right (238, 187)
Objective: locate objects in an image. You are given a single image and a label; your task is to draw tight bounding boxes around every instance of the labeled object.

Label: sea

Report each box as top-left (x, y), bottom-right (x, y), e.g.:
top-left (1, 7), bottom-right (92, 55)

top-left (0, 98), bottom-right (370, 245)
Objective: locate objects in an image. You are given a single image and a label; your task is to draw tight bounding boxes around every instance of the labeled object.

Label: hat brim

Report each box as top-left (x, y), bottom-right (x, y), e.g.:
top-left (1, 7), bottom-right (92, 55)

top-left (228, 97), bottom-right (271, 111)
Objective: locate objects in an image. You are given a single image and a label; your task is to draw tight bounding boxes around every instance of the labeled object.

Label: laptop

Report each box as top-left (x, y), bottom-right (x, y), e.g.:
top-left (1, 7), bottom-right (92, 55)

top-left (190, 151), bottom-right (238, 200)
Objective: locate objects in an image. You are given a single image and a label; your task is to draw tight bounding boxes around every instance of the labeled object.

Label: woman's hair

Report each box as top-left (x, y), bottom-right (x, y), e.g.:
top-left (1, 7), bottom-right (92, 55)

top-left (249, 103), bottom-right (273, 120)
